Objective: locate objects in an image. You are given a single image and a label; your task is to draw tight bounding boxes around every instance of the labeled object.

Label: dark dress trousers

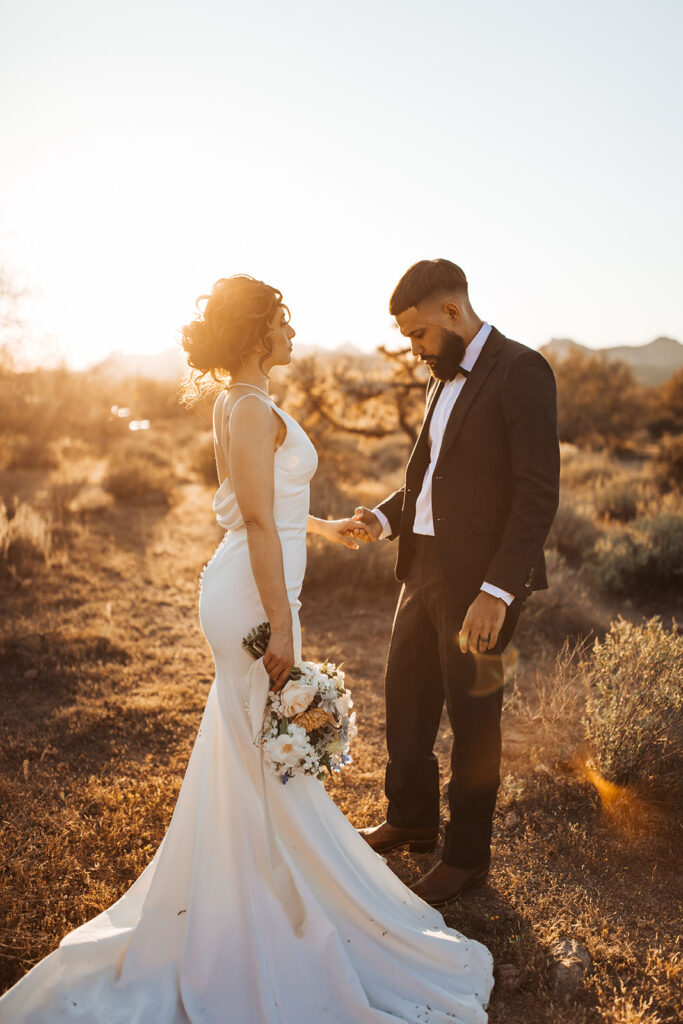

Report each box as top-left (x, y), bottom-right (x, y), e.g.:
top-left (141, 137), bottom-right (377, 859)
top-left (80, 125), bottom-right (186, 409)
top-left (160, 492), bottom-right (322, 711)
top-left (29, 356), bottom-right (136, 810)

top-left (377, 326), bottom-right (560, 867)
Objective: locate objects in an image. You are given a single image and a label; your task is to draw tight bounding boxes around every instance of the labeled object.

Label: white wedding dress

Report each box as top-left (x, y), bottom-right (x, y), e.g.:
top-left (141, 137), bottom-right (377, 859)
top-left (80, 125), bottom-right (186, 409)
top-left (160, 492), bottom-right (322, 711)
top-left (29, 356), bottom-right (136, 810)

top-left (0, 391), bottom-right (494, 1024)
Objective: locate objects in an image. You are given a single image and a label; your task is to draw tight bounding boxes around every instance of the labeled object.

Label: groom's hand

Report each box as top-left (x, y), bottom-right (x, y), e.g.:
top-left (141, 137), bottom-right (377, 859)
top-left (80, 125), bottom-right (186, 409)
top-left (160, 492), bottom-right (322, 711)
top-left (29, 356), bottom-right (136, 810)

top-left (352, 507), bottom-right (382, 542)
top-left (458, 592), bottom-right (507, 655)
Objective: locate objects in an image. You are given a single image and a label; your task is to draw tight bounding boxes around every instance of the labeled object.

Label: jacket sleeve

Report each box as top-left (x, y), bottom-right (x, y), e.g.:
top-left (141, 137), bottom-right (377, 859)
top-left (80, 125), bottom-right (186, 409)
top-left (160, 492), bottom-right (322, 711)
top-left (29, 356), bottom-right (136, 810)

top-left (376, 486), bottom-right (405, 540)
top-left (484, 349), bottom-right (560, 598)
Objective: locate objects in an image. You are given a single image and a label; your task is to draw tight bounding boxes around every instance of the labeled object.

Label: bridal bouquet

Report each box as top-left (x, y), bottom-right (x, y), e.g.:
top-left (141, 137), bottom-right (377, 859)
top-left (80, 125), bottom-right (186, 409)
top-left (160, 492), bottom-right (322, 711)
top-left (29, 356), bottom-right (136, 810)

top-left (242, 622), bottom-right (357, 785)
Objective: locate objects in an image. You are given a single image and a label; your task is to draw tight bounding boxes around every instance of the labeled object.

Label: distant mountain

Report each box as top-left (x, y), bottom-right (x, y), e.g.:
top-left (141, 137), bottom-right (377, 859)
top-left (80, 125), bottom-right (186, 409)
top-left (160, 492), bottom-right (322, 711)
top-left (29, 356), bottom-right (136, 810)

top-left (541, 336), bottom-right (682, 387)
top-left (91, 336), bottom-right (683, 389)
top-left (90, 341), bottom-right (377, 382)
top-left (91, 347), bottom-right (188, 382)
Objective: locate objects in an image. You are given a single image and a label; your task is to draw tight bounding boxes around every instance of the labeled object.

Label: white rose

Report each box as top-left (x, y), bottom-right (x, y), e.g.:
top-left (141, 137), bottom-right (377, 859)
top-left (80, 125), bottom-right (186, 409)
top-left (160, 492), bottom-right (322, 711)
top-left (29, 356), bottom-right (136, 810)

top-left (280, 679), bottom-right (317, 717)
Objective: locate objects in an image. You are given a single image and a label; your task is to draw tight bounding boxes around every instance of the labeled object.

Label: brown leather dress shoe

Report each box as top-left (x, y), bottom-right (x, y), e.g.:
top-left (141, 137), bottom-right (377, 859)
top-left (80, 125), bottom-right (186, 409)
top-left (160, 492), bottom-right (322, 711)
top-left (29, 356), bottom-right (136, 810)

top-left (358, 820), bottom-right (438, 854)
top-left (409, 860), bottom-right (490, 908)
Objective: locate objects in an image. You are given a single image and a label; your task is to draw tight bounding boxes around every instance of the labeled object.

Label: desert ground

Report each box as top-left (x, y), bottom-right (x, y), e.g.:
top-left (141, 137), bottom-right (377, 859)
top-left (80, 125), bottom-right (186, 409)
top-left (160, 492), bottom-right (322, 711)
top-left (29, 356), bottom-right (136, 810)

top-left (1, 355), bottom-right (681, 1023)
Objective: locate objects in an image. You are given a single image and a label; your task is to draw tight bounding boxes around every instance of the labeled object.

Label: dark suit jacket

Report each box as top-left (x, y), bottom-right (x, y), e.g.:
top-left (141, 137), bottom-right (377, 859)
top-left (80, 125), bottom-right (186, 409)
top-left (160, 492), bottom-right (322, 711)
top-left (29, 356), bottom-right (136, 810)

top-left (378, 326), bottom-right (560, 603)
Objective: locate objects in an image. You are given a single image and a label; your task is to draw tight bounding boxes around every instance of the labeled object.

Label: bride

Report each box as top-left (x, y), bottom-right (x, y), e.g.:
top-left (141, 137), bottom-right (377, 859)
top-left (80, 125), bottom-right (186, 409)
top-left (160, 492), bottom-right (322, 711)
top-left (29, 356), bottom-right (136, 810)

top-left (0, 275), bottom-right (494, 1024)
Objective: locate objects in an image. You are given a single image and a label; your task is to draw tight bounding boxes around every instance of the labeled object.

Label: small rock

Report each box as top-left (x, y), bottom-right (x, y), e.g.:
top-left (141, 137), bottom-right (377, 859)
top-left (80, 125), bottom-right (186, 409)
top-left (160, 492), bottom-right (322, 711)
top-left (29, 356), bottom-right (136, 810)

top-left (496, 963), bottom-right (522, 991)
top-left (504, 811), bottom-right (519, 828)
top-left (24, 668), bottom-right (38, 680)
top-left (550, 939), bottom-right (592, 994)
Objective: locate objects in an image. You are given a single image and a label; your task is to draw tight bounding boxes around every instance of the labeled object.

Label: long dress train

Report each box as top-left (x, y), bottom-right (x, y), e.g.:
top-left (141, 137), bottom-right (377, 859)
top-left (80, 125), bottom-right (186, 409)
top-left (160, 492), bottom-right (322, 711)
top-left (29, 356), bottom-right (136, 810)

top-left (0, 390), bottom-right (494, 1024)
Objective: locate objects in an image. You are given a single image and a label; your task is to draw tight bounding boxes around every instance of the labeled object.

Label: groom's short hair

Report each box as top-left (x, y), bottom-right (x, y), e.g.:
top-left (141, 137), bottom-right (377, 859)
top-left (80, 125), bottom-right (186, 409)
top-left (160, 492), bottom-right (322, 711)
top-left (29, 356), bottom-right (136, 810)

top-left (390, 259), bottom-right (468, 316)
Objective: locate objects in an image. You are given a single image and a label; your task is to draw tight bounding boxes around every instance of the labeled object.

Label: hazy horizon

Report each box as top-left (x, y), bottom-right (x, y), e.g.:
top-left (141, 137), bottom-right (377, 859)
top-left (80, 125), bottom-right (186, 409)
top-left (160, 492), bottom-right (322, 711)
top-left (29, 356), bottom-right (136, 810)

top-left (1, 0), bottom-right (681, 369)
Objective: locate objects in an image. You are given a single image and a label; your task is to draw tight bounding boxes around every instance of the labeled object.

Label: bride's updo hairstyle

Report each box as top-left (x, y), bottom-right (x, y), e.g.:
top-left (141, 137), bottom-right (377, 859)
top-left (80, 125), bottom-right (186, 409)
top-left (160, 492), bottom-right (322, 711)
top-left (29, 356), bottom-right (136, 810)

top-left (179, 275), bottom-right (285, 404)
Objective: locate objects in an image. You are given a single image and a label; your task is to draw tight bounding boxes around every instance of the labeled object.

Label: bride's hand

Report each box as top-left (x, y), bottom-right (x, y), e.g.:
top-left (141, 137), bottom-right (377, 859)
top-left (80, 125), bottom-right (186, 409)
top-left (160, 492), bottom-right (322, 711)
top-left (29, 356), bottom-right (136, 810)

top-left (318, 517), bottom-right (374, 549)
top-left (263, 628), bottom-right (295, 691)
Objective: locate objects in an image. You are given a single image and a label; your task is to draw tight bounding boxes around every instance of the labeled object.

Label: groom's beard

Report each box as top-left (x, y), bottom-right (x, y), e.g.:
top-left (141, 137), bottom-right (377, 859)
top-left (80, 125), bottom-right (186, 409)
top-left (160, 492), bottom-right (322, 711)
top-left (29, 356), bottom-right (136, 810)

top-left (426, 329), bottom-right (467, 381)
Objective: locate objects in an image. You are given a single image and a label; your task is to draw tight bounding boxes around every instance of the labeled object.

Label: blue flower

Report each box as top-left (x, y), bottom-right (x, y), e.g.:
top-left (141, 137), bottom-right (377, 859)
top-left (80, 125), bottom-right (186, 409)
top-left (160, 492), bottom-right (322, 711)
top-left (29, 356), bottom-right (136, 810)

top-left (341, 754), bottom-right (352, 765)
top-left (281, 771), bottom-right (292, 785)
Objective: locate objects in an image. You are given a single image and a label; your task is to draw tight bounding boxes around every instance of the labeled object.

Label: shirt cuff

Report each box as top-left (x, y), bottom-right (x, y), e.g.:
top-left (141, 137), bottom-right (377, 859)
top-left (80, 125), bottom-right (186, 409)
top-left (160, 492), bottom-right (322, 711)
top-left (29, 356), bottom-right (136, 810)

top-left (481, 581), bottom-right (515, 606)
top-left (371, 507), bottom-right (392, 540)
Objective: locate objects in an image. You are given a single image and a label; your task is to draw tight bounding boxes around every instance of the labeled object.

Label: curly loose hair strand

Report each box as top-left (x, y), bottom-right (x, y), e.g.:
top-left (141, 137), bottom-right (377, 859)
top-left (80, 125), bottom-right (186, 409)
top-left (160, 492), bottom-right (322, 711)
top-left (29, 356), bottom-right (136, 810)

top-left (178, 275), bottom-right (287, 405)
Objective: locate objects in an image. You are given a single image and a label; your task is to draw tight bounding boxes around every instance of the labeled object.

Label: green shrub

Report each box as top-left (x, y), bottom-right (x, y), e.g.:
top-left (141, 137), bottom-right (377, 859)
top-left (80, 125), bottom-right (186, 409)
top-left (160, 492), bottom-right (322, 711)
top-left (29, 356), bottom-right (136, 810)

top-left (103, 455), bottom-right (175, 504)
top-left (588, 515), bottom-right (683, 598)
top-left (594, 477), bottom-right (638, 522)
top-left (583, 617), bottom-right (682, 786)
top-left (546, 498), bottom-right (600, 566)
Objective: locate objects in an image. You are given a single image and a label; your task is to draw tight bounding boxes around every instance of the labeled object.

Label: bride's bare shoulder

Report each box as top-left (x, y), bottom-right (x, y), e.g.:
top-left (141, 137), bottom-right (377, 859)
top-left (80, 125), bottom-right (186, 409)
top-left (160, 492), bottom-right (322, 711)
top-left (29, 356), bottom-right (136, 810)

top-left (225, 393), bottom-right (285, 452)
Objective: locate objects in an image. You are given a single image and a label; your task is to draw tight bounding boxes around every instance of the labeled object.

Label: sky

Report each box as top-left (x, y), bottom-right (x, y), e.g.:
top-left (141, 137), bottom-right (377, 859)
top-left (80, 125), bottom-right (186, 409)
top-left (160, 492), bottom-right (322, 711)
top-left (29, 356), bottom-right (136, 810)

top-left (0, 0), bottom-right (681, 368)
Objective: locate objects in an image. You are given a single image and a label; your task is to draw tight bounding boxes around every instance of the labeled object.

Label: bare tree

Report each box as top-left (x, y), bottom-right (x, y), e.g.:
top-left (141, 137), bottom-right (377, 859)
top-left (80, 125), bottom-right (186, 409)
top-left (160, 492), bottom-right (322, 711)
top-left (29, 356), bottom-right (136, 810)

top-left (0, 267), bottom-right (29, 370)
top-left (285, 347), bottom-right (428, 444)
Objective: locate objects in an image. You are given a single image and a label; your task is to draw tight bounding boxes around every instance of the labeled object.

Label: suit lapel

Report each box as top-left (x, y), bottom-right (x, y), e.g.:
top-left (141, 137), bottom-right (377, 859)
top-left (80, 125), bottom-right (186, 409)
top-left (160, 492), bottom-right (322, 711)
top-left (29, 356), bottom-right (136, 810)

top-left (434, 327), bottom-right (505, 470)
top-left (405, 377), bottom-right (444, 479)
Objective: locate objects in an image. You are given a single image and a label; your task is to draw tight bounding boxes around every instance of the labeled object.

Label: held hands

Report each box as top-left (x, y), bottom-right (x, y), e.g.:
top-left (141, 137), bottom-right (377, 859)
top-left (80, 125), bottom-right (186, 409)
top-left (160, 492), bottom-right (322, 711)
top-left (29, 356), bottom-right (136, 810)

top-left (458, 591), bottom-right (507, 655)
top-left (263, 627), bottom-right (295, 691)
top-left (318, 517), bottom-right (376, 549)
top-left (351, 506), bottom-right (383, 542)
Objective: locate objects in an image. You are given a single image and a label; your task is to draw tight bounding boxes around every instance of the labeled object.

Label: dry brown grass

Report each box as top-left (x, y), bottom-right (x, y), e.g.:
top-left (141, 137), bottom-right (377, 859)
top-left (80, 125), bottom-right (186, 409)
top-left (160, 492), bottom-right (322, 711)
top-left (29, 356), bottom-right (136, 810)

top-left (1, 425), bottom-right (681, 1023)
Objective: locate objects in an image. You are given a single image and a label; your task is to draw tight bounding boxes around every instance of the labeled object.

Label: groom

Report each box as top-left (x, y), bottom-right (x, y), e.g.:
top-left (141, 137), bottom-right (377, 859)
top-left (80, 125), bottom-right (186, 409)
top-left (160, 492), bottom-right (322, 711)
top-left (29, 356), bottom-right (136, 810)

top-left (353, 259), bottom-right (560, 907)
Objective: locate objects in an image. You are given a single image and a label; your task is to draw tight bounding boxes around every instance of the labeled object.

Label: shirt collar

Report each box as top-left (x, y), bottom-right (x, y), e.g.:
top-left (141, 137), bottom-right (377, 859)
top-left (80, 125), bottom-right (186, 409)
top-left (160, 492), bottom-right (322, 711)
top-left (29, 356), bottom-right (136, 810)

top-left (459, 321), bottom-right (491, 374)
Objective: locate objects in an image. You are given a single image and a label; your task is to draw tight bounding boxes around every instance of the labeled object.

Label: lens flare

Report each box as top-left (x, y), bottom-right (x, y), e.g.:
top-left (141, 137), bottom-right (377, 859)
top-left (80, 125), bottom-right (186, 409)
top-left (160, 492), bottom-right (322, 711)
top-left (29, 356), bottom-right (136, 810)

top-left (577, 760), bottom-right (664, 834)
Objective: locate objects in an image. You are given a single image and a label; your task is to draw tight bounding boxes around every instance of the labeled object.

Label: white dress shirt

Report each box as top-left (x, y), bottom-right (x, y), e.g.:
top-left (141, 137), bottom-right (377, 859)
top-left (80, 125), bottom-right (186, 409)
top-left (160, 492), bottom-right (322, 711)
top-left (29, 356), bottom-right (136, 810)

top-left (372, 322), bottom-right (514, 606)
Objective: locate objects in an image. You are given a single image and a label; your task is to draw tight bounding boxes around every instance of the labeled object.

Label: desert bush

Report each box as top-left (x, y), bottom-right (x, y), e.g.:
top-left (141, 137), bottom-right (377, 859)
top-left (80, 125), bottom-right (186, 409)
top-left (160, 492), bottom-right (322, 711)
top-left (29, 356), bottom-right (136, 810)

top-left (310, 461), bottom-right (355, 520)
top-left (189, 434), bottom-right (219, 486)
top-left (0, 366), bottom-right (114, 440)
top-left (6, 437), bottom-right (59, 470)
top-left (546, 498), bottom-right (600, 566)
top-left (647, 366), bottom-right (683, 438)
top-left (103, 454), bottom-right (175, 504)
top-left (651, 434), bottom-right (683, 493)
top-left (303, 532), bottom-right (398, 595)
top-left (516, 549), bottom-right (608, 652)
top-left (507, 638), bottom-right (590, 764)
top-left (559, 447), bottom-right (618, 491)
top-left (593, 477), bottom-right (638, 522)
top-left (366, 434), bottom-right (411, 477)
top-left (0, 502), bottom-right (8, 551)
top-left (1, 501), bottom-right (52, 572)
top-left (583, 617), bottom-right (682, 786)
top-left (587, 515), bottom-right (683, 598)
top-left (549, 350), bottom-right (647, 449)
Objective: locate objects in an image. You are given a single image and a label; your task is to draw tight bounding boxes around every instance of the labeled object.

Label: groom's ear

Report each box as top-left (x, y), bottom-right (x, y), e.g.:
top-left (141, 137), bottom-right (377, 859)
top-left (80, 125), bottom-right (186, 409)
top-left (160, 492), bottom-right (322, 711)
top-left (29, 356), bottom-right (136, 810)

top-left (442, 299), bottom-right (462, 323)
